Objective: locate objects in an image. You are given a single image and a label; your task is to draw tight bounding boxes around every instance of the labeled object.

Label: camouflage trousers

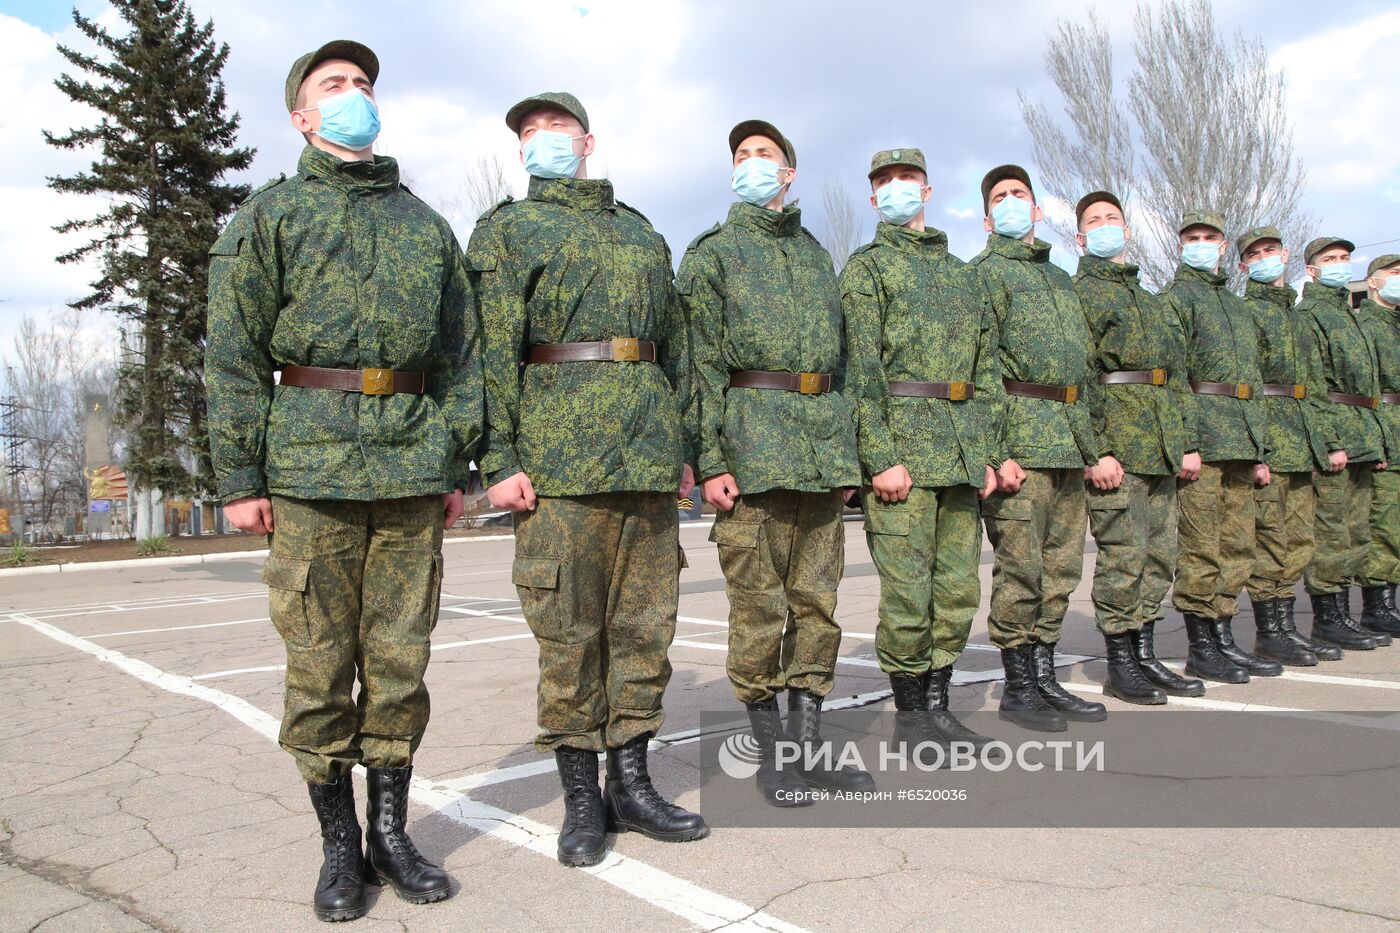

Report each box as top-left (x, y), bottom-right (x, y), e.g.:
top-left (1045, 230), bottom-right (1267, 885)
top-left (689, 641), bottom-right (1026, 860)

top-left (1175, 461), bottom-right (1256, 619)
top-left (861, 485), bottom-right (981, 674)
top-left (513, 492), bottom-right (679, 753)
top-left (1361, 469), bottom-right (1400, 587)
top-left (263, 495), bottom-right (444, 784)
top-left (1087, 472), bottom-right (1177, 636)
top-left (712, 489), bottom-right (845, 703)
top-left (1246, 471), bottom-right (1315, 602)
top-left (981, 468), bottom-right (1086, 648)
top-left (1306, 463), bottom-right (1374, 595)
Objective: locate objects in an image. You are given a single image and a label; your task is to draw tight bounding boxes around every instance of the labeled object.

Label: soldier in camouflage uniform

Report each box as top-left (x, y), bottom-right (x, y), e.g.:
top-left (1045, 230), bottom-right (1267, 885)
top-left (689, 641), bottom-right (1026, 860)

top-left (680, 119), bottom-right (873, 803)
top-left (840, 148), bottom-right (1002, 757)
top-left (1238, 226), bottom-right (1345, 666)
top-left (1164, 209), bottom-right (1280, 684)
top-left (207, 41), bottom-right (476, 920)
top-left (1070, 191), bottom-right (1204, 704)
top-left (1299, 236), bottom-right (1393, 648)
top-left (469, 92), bottom-right (707, 867)
top-left (971, 164), bottom-right (1108, 732)
top-left (1358, 254), bottom-right (1400, 633)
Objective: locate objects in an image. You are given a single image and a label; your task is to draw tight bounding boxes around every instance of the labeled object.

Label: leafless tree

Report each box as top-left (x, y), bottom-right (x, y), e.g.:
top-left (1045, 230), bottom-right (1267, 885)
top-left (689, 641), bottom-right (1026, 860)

top-left (1019, 0), bottom-right (1313, 289)
top-left (423, 154), bottom-right (516, 233)
top-left (816, 176), bottom-right (870, 273)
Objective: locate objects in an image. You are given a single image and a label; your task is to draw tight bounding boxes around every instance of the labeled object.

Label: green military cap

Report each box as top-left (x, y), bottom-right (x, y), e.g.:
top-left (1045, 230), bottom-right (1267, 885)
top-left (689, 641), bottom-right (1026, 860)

top-left (1368, 253), bottom-right (1400, 277)
top-left (505, 91), bottom-right (590, 135)
top-left (1236, 225), bottom-right (1283, 257)
top-left (1179, 209), bottom-right (1225, 235)
top-left (867, 148), bottom-right (926, 179)
top-left (981, 164), bottom-right (1034, 212)
top-left (1304, 235), bottom-right (1356, 265)
top-left (285, 40), bottom-right (379, 113)
top-left (728, 119), bottom-right (796, 168)
top-left (1074, 190), bottom-right (1122, 225)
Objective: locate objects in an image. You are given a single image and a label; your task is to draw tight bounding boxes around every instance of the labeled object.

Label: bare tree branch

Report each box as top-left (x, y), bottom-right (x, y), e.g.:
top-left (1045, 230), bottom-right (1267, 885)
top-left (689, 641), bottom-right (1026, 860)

top-left (815, 176), bottom-right (869, 273)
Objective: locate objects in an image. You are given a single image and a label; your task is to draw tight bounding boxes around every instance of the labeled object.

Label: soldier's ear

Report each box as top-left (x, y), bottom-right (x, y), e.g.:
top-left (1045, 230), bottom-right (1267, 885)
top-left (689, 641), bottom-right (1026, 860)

top-left (580, 134), bottom-right (596, 158)
top-left (1031, 203), bottom-right (1044, 224)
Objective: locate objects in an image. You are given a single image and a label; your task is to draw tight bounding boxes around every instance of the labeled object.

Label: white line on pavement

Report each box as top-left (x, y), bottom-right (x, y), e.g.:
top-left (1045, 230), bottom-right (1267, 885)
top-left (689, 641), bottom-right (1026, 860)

top-left (91, 617), bottom-right (271, 639)
top-left (190, 632), bottom-right (542, 680)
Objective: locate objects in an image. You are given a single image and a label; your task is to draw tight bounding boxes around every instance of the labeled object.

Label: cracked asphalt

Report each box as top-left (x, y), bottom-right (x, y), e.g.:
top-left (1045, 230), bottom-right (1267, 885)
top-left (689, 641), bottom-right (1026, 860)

top-left (2, 520), bottom-right (1399, 932)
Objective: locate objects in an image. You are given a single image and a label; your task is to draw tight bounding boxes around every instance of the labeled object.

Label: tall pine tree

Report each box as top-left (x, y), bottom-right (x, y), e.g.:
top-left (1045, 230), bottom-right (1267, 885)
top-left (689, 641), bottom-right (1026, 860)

top-left (44, 0), bottom-right (254, 512)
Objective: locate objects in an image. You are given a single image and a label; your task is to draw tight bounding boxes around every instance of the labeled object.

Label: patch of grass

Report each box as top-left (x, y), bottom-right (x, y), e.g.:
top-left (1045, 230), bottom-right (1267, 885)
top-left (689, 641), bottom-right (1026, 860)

top-left (2, 542), bottom-right (37, 567)
top-left (135, 535), bottom-right (180, 557)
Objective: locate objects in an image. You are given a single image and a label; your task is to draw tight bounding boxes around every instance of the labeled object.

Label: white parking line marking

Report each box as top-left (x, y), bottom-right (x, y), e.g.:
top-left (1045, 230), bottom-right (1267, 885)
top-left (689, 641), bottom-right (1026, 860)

top-left (190, 632), bottom-right (541, 680)
top-left (92, 617), bottom-right (271, 639)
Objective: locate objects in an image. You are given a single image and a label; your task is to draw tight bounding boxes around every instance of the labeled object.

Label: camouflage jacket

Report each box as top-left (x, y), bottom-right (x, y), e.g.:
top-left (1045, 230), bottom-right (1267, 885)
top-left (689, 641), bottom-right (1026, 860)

top-left (1299, 282), bottom-right (1385, 463)
top-left (678, 201), bottom-right (860, 495)
top-left (839, 222), bottom-right (1003, 488)
top-left (466, 176), bottom-right (690, 496)
top-left (1072, 255), bottom-right (1190, 476)
top-left (1162, 264), bottom-right (1267, 463)
top-left (1359, 297), bottom-right (1400, 470)
top-left (969, 234), bottom-right (1100, 469)
top-left (1243, 280), bottom-right (1336, 473)
top-left (207, 146), bottom-right (483, 504)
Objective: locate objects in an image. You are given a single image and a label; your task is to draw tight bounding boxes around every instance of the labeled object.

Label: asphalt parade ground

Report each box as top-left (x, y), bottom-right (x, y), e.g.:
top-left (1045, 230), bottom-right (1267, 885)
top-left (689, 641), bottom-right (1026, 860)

top-left (3, 519), bottom-right (1399, 932)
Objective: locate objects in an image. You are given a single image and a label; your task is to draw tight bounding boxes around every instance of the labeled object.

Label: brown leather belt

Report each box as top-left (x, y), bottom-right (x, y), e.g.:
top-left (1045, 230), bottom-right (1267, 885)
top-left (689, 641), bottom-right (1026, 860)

top-left (1191, 380), bottom-right (1253, 400)
top-left (1328, 391), bottom-right (1380, 409)
top-left (528, 338), bottom-right (657, 363)
top-left (280, 364), bottom-right (425, 396)
top-left (1261, 383), bottom-right (1307, 399)
top-left (887, 379), bottom-right (974, 401)
top-left (729, 370), bottom-right (832, 394)
top-left (1383, 393), bottom-right (1400, 406)
top-left (1004, 379), bottom-right (1078, 404)
top-left (1098, 369), bottom-right (1167, 386)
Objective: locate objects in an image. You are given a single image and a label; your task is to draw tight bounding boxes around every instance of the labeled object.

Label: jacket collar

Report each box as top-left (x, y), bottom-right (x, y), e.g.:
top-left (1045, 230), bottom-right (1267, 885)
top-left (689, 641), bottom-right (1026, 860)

top-left (1077, 253), bottom-right (1140, 283)
top-left (297, 145), bottom-right (400, 191)
top-left (984, 233), bottom-right (1052, 262)
top-left (728, 200), bottom-right (803, 238)
top-left (876, 221), bottom-right (948, 254)
top-left (527, 176), bottom-right (616, 211)
top-left (1172, 263), bottom-right (1228, 288)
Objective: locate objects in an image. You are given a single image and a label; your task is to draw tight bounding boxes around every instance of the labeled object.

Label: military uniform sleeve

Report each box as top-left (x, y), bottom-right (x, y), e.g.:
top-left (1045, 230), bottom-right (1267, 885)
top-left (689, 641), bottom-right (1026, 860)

top-left (1166, 288), bottom-right (1201, 453)
top-left (466, 214), bottom-right (526, 486)
top-left (659, 244), bottom-right (696, 470)
top-left (1078, 283), bottom-right (1111, 457)
top-left (1303, 306), bottom-right (1344, 454)
top-left (972, 283), bottom-right (1006, 469)
top-left (978, 260), bottom-right (1013, 464)
top-left (430, 229), bottom-right (484, 491)
top-left (678, 241), bottom-right (730, 480)
top-left (206, 208), bottom-right (278, 504)
top-left (839, 256), bottom-right (898, 478)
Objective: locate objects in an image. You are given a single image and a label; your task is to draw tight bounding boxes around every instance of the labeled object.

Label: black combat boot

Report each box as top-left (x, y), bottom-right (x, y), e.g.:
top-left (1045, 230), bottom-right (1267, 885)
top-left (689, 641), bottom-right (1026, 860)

top-left (1250, 599), bottom-right (1317, 667)
top-left (1183, 613), bottom-right (1248, 683)
top-left (1360, 587), bottom-right (1400, 637)
top-left (1129, 621), bottom-right (1205, 696)
top-left (1279, 596), bottom-right (1342, 660)
top-left (553, 747), bottom-right (607, 866)
top-left (1311, 591), bottom-right (1379, 650)
top-left (363, 767), bottom-right (452, 904)
top-left (307, 774), bottom-right (367, 923)
top-left (998, 645), bottom-right (1066, 732)
top-left (1339, 587), bottom-right (1390, 645)
top-left (744, 698), bottom-right (813, 807)
top-left (1102, 632), bottom-right (1166, 704)
top-left (787, 689), bottom-right (876, 792)
top-left (889, 672), bottom-right (946, 767)
top-left (1031, 642), bottom-right (1107, 721)
top-left (1209, 616), bottom-right (1283, 676)
top-left (925, 666), bottom-right (995, 752)
top-left (604, 734), bottom-right (709, 842)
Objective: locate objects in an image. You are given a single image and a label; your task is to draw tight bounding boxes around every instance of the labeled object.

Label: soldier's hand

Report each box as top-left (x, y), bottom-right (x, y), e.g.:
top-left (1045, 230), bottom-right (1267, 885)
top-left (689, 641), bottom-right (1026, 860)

top-left (487, 472), bottom-right (537, 512)
top-left (871, 464), bottom-right (913, 503)
top-left (979, 465), bottom-right (997, 500)
top-left (1254, 463), bottom-right (1272, 486)
top-left (679, 463), bottom-right (697, 498)
top-left (1378, 461), bottom-right (1389, 471)
top-left (1178, 451), bottom-right (1202, 482)
top-left (1328, 450), bottom-right (1348, 472)
top-left (996, 459), bottom-right (1025, 494)
top-left (1087, 455), bottom-right (1124, 491)
top-left (225, 496), bottom-right (275, 535)
top-left (702, 473), bottom-right (740, 511)
top-left (442, 489), bottom-right (465, 530)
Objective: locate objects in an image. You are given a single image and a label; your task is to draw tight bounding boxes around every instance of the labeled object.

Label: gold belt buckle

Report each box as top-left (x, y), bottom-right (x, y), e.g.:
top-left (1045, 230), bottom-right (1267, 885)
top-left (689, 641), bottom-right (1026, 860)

top-left (948, 380), bottom-right (969, 402)
top-left (798, 372), bottom-right (824, 395)
top-left (362, 368), bottom-right (394, 395)
top-left (1063, 385), bottom-right (1079, 404)
top-left (1151, 368), bottom-right (1167, 386)
top-left (611, 337), bottom-right (641, 361)
top-left (1237, 383), bottom-right (1253, 400)
top-left (1293, 384), bottom-right (1306, 399)
top-left (1369, 396), bottom-right (1381, 410)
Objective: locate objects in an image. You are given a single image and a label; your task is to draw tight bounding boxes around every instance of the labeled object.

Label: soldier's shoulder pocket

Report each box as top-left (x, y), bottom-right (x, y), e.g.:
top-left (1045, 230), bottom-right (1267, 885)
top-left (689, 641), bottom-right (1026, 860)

top-left (209, 221), bottom-right (248, 257)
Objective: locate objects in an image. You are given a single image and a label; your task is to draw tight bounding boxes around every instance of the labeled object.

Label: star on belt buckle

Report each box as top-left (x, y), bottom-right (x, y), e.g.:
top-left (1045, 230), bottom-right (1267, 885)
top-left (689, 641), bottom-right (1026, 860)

top-left (1368, 396), bottom-right (1381, 409)
top-left (948, 380), bottom-right (969, 401)
top-left (1150, 368), bottom-right (1167, 386)
top-left (611, 337), bottom-right (641, 361)
top-left (1292, 384), bottom-right (1306, 399)
top-left (1063, 385), bottom-right (1079, 404)
top-left (798, 372), bottom-right (824, 394)
top-left (1237, 383), bottom-right (1253, 400)
top-left (362, 368), bottom-right (394, 396)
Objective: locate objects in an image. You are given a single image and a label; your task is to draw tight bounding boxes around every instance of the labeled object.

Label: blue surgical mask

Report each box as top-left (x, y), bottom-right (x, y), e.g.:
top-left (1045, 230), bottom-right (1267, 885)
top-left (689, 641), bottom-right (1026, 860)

top-left (305, 89), bottom-right (380, 151)
top-left (1181, 241), bottom-right (1221, 272)
top-left (1084, 224), bottom-right (1125, 258)
top-left (522, 129), bottom-right (583, 179)
top-left (875, 179), bottom-right (925, 225)
top-left (1247, 255), bottom-right (1286, 283)
top-left (1381, 276), bottom-right (1400, 304)
top-left (732, 157), bottom-right (789, 207)
top-left (990, 195), bottom-right (1034, 239)
top-left (1317, 262), bottom-right (1352, 289)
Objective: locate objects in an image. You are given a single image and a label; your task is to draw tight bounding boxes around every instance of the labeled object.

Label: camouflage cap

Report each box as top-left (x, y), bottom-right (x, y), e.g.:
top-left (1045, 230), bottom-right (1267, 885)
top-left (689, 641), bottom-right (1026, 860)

top-left (1074, 190), bottom-right (1122, 226)
top-left (1179, 209), bottom-right (1225, 235)
top-left (867, 148), bottom-right (926, 179)
top-left (1304, 236), bottom-right (1356, 265)
top-left (728, 119), bottom-right (796, 168)
top-left (980, 164), bottom-right (1034, 212)
top-left (1236, 225), bottom-right (1283, 257)
top-left (505, 91), bottom-right (590, 135)
top-left (1368, 253), bottom-right (1400, 277)
top-left (285, 40), bottom-right (379, 113)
